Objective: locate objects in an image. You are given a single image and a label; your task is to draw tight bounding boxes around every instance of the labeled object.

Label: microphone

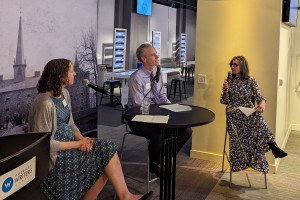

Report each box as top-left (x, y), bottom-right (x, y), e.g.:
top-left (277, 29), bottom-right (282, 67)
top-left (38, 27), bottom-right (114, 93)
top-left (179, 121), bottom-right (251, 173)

top-left (153, 66), bottom-right (161, 83)
top-left (226, 71), bottom-right (232, 82)
top-left (82, 79), bottom-right (108, 94)
top-left (144, 67), bottom-right (159, 100)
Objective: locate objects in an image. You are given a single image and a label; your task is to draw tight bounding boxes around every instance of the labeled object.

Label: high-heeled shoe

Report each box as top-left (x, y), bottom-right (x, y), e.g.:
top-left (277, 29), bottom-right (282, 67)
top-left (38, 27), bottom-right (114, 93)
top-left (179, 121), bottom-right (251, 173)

top-left (268, 142), bottom-right (288, 158)
top-left (139, 191), bottom-right (153, 200)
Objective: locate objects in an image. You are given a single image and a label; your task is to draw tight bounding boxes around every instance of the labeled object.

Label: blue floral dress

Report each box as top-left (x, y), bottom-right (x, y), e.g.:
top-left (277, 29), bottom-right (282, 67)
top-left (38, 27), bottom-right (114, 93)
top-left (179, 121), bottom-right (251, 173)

top-left (41, 96), bottom-right (118, 199)
top-left (220, 77), bottom-right (275, 173)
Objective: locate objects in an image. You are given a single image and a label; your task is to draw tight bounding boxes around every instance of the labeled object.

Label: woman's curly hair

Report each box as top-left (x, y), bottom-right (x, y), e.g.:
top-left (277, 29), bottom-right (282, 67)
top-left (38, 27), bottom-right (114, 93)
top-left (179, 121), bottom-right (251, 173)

top-left (37, 59), bottom-right (72, 97)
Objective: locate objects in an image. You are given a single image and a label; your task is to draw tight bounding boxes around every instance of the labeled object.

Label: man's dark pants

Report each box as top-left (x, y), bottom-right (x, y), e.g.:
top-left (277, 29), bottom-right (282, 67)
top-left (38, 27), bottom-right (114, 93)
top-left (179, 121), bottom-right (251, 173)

top-left (128, 123), bottom-right (192, 164)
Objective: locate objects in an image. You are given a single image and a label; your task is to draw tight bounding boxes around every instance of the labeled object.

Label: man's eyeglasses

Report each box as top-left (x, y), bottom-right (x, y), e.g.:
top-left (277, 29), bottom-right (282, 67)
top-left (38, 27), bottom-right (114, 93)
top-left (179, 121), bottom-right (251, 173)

top-left (230, 62), bottom-right (239, 67)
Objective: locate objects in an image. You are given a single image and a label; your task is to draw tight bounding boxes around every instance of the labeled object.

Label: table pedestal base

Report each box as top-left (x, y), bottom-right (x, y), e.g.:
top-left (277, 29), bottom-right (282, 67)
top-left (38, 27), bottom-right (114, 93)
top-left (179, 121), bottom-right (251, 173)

top-left (160, 128), bottom-right (178, 200)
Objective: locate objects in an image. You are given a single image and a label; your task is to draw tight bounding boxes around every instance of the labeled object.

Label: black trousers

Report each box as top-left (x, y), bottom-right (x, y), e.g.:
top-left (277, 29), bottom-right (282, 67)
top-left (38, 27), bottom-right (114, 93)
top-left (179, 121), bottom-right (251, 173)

top-left (128, 123), bottom-right (192, 164)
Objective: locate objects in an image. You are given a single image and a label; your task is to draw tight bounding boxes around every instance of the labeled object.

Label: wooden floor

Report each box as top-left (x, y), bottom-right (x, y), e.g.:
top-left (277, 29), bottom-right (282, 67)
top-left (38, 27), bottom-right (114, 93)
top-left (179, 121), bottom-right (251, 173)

top-left (96, 86), bottom-right (299, 199)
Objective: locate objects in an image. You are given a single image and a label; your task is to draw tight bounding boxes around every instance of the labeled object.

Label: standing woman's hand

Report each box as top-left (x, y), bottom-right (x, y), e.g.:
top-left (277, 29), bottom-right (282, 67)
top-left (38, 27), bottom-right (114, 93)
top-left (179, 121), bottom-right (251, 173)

top-left (223, 80), bottom-right (229, 90)
top-left (256, 100), bottom-right (266, 113)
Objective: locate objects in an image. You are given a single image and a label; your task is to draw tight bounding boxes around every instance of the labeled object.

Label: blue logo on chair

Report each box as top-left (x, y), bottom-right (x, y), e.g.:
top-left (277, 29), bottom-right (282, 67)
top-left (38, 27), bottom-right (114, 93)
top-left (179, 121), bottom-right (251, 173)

top-left (2, 177), bottom-right (14, 193)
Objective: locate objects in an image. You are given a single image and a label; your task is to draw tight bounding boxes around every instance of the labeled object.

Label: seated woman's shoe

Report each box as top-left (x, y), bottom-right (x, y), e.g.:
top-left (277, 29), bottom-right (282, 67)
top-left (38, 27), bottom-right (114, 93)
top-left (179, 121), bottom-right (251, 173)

top-left (268, 142), bottom-right (288, 158)
top-left (139, 191), bottom-right (153, 200)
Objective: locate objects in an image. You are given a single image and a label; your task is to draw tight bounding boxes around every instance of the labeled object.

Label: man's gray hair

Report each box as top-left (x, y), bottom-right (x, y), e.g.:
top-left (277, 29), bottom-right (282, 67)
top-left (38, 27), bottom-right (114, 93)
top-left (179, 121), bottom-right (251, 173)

top-left (136, 43), bottom-right (152, 63)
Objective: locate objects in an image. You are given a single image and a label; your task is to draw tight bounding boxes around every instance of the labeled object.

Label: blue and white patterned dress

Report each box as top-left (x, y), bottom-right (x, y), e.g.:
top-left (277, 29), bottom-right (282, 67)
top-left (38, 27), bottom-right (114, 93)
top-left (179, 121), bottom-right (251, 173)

top-left (41, 96), bottom-right (118, 199)
top-left (220, 77), bottom-right (275, 173)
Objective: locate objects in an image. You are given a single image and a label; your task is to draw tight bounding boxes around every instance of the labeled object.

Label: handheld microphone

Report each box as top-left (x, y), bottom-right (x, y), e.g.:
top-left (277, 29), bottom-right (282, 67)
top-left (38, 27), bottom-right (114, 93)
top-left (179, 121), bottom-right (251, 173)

top-left (226, 71), bottom-right (232, 82)
top-left (82, 79), bottom-right (108, 94)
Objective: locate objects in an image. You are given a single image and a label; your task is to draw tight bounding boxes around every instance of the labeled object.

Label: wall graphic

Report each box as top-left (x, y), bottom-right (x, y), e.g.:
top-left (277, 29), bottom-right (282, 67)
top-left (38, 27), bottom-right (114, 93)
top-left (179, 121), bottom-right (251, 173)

top-left (0, 0), bottom-right (98, 137)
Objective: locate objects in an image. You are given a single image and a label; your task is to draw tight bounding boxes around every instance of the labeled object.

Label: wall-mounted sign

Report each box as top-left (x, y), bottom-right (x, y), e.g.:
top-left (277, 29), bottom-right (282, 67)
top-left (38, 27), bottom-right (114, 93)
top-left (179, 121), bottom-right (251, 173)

top-left (180, 33), bottom-right (187, 63)
top-left (113, 28), bottom-right (127, 71)
top-left (152, 31), bottom-right (161, 64)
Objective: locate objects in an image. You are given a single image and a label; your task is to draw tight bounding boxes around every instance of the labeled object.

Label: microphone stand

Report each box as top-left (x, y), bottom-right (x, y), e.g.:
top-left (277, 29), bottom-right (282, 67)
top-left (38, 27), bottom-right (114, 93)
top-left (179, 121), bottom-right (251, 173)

top-left (143, 68), bottom-right (159, 101)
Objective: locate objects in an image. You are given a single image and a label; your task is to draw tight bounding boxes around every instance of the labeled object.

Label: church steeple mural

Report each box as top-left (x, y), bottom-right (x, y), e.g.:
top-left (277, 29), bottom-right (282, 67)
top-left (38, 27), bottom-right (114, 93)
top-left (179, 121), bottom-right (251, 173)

top-left (13, 16), bottom-right (27, 82)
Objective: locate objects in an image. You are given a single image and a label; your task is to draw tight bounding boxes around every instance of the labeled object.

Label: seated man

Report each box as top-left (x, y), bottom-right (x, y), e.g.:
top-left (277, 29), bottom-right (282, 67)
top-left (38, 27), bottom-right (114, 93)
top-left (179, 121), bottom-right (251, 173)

top-left (127, 43), bottom-right (192, 177)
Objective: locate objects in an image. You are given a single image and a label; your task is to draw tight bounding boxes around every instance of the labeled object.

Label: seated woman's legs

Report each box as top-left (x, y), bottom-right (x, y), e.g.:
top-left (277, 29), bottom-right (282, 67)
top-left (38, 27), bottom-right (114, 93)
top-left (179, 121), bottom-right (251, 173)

top-left (268, 142), bottom-right (288, 158)
top-left (82, 153), bottom-right (143, 200)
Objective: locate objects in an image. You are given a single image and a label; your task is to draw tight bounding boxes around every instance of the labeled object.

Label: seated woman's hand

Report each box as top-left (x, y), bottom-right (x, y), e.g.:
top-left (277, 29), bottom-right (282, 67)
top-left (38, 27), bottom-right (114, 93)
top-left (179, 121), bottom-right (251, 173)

top-left (78, 138), bottom-right (93, 152)
top-left (85, 137), bottom-right (94, 145)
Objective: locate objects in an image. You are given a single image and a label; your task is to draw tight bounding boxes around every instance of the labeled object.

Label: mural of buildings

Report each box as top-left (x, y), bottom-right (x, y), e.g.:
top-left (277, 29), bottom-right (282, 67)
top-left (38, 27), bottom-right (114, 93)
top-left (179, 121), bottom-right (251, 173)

top-left (0, 16), bottom-right (95, 136)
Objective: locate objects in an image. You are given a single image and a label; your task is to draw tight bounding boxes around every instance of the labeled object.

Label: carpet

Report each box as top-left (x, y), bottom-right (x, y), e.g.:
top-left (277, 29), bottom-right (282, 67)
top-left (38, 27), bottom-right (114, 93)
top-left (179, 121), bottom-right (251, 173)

top-left (205, 131), bottom-right (300, 200)
top-left (97, 103), bottom-right (124, 127)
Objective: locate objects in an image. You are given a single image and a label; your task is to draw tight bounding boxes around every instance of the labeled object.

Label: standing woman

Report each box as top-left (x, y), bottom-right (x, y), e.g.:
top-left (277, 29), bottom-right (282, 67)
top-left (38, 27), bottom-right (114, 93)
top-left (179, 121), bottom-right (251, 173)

top-left (28, 59), bottom-right (151, 200)
top-left (220, 56), bottom-right (287, 173)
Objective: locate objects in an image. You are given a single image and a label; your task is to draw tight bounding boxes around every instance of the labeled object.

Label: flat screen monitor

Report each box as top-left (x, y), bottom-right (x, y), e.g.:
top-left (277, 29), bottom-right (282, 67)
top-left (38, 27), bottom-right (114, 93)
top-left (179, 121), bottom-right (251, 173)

top-left (137, 0), bottom-right (152, 16)
top-left (282, 0), bottom-right (299, 27)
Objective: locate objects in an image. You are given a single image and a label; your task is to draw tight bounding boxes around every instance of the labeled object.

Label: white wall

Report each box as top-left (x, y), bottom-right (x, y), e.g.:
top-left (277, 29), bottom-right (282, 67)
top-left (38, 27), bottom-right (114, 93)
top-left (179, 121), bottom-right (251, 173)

top-left (276, 25), bottom-right (292, 150)
top-left (97, 0), bottom-right (115, 64)
top-left (289, 24), bottom-right (300, 131)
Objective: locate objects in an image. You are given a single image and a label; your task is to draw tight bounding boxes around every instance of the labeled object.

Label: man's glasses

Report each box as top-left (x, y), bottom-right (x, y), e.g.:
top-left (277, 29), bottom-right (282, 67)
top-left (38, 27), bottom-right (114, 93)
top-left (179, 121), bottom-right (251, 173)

top-left (230, 62), bottom-right (239, 67)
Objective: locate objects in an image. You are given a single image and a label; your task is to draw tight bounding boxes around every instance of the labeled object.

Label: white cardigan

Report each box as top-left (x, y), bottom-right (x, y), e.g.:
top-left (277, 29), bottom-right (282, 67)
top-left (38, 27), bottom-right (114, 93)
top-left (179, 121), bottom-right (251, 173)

top-left (28, 88), bottom-right (80, 170)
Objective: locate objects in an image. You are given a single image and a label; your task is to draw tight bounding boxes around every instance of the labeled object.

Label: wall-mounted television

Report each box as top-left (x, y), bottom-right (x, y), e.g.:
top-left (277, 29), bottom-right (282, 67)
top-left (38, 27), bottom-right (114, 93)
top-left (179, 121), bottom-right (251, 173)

top-left (282, 0), bottom-right (299, 27)
top-left (137, 0), bottom-right (152, 16)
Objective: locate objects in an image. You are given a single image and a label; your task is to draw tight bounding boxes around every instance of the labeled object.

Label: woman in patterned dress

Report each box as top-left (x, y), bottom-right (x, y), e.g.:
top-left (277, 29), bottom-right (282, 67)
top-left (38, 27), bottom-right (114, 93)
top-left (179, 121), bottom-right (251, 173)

top-left (29, 59), bottom-right (152, 200)
top-left (220, 56), bottom-right (287, 173)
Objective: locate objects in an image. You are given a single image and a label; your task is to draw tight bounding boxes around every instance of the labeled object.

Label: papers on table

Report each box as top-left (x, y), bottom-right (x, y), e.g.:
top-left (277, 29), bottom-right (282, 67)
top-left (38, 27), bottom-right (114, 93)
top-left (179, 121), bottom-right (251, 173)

top-left (159, 104), bottom-right (192, 112)
top-left (238, 107), bottom-right (256, 117)
top-left (132, 115), bottom-right (169, 123)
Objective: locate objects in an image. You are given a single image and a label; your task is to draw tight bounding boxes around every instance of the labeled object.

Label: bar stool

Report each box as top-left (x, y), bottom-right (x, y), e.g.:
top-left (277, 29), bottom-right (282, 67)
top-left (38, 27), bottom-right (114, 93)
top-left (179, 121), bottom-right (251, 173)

top-left (181, 66), bottom-right (188, 80)
top-left (187, 64), bottom-right (195, 82)
top-left (168, 78), bottom-right (187, 102)
top-left (222, 129), bottom-right (268, 189)
top-left (100, 79), bottom-right (121, 106)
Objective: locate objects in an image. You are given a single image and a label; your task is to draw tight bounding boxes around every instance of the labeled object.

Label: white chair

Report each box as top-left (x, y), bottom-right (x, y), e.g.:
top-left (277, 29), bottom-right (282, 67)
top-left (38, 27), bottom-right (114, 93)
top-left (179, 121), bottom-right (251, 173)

top-left (222, 128), bottom-right (268, 189)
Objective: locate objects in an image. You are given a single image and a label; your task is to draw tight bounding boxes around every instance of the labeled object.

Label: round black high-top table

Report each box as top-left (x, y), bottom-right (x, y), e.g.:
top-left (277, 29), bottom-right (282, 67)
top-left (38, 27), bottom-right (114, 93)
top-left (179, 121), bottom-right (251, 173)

top-left (123, 104), bottom-right (215, 200)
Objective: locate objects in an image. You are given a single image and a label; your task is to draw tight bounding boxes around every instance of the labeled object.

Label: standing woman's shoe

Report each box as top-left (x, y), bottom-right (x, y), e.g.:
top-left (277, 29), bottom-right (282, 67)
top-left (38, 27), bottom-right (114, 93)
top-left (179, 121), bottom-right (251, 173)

top-left (268, 142), bottom-right (288, 158)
